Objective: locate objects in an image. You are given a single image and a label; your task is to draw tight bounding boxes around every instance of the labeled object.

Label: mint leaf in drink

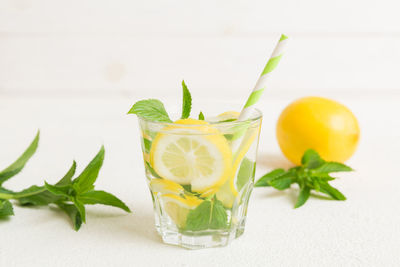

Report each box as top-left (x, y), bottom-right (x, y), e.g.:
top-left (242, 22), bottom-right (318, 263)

top-left (73, 146), bottom-right (105, 193)
top-left (185, 197), bottom-right (227, 231)
top-left (181, 80), bottom-right (192, 119)
top-left (198, 111), bottom-right (205, 120)
top-left (128, 99), bottom-right (172, 123)
top-left (142, 138), bottom-right (152, 154)
top-left (145, 161), bottom-right (161, 178)
top-left (0, 131), bottom-right (39, 186)
top-left (78, 190), bottom-right (131, 212)
top-left (236, 158), bottom-right (256, 192)
top-left (255, 149), bottom-right (352, 208)
top-left (0, 199), bottom-right (14, 217)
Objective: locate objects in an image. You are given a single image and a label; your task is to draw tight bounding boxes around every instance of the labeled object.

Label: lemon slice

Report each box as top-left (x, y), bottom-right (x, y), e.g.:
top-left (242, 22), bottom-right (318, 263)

top-left (230, 126), bottom-right (259, 193)
top-left (217, 111), bottom-right (240, 121)
top-left (161, 194), bottom-right (203, 228)
top-left (150, 119), bottom-right (232, 193)
top-left (150, 179), bottom-right (184, 195)
top-left (213, 112), bottom-right (259, 207)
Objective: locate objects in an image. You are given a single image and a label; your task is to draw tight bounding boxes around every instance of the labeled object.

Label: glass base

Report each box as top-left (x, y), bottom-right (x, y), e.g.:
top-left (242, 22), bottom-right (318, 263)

top-left (155, 225), bottom-right (245, 249)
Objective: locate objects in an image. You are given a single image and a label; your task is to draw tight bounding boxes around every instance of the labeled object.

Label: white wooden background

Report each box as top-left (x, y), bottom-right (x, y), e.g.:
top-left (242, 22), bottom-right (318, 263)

top-left (1, 0), bottom-right (400, 98)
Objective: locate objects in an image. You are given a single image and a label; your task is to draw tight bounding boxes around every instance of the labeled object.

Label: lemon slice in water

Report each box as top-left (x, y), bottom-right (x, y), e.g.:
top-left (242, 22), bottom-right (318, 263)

top-left (161, 194), bottom-right (203, 228)
top-left (150, 119), bottom-right (232, 193)
top-left (149, 179), bottom-right (184, 195)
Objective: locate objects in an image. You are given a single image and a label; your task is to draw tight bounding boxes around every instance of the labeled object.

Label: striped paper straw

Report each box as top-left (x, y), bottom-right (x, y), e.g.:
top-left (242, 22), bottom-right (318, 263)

top-left (238, 34), bottom-right (288, 121)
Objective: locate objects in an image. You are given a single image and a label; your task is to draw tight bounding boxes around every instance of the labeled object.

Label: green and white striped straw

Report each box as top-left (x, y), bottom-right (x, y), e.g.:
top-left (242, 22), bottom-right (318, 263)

top-left (238, 34), bottom-right (288, 121)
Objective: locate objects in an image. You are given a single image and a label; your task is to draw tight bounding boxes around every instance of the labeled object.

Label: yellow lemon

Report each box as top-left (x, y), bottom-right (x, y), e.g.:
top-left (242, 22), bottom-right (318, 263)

top-left (276, 96), bottom-right (360, 165)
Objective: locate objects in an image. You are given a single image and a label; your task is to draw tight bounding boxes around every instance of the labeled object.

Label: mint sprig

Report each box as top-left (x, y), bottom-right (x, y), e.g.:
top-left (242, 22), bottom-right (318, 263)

top-left (128, 80), bottom-right (194, 123)
top-left (0, 132), bottom-right (131, 230)
top-left (255, 149), bottom-right (352, 208)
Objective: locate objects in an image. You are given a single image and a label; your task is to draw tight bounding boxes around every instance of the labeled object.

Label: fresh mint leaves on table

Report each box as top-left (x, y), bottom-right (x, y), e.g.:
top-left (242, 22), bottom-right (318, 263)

top-left (255, 149), bottom-right (353, 208)
top-left (0, 132), bottom-right (131, 231)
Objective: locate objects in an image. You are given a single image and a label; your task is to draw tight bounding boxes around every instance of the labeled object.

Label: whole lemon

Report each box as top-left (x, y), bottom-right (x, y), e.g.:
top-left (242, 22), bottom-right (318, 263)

top-left (276, 96), bottom-right (360, 165)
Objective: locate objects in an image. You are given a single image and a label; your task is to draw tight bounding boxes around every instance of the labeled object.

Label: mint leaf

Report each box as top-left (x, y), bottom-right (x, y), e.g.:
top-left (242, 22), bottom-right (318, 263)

top-left (18, 191), bottom-right (61, 206)
top-left (57, 202), bottom-right (82, 231)
top-left (73, 146), bottom-right (105, 193)
top-left (44, 182), bottom-right (73, 198)
top-left (314, 162), bottom-right (353, 173)
top-left (13, 185), bottom-right (46, 198)
top-left (312, 173), bottom-right (335, 182)
top-left (255, 169), bottom-right (286, 187)
top-left (236, 158), bottom-right (256, 192)
top-left (185, 198), bottom-right (227, 231)
top-left (319, 182), bottom-right (346, 200)
top-left (0, 199), bottom-right (14, 217)
top-left (142, 138), bottom-right (152, 154)
top-left (145, 162), bottom-right (161, 178)
top-left (256, 149), bottom-right (351, 208)
top-left (301, 149), bottom-right (324, 169)
top-left (128, 99), bottom-right (172, 123)
top-left (181, 184), bottom-right (192, 192)
top-left (72, 197), bottom-right (86, 223)
top-left (56, 161), bottom-right (76, 186)
top-left (198, 111), bottom-right (205, 120)
top-left (13, 161), bottom-right (76, 205)
top-left (295, 186), bottom-right (310, 208)
top-left (181, 80), bottom-right (192, 119)
top-left (0, 131), bottom-right (39, 186)
top-left (18, 162), bottom-right (77, 206)
top-left (78, 190), bottom-right (131, 212)
top-left (269, 172), bottom-right (296, 190)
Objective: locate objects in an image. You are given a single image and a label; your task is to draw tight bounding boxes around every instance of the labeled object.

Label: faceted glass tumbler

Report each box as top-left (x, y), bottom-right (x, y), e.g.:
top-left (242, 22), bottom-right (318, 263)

top-left (138, 110), bottom-right (262, 249)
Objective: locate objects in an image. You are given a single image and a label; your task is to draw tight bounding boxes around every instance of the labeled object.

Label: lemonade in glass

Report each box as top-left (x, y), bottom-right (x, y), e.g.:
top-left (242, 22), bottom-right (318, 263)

top-left (137, 110), bottom-right (262, 249)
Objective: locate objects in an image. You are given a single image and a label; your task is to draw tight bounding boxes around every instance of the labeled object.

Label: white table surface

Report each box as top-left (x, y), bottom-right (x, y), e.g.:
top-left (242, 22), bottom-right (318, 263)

top-left (0, 93), bottom-right (399, 267)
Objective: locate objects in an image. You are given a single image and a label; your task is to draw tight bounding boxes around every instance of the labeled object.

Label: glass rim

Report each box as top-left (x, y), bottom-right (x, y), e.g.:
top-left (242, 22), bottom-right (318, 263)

top-left (137, 108), bottom-right (263, 127)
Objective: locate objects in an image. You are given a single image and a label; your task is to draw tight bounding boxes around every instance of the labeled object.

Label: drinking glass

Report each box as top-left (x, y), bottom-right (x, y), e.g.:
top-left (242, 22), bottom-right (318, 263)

top-left (137, 109), bottom-right (262, 249)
